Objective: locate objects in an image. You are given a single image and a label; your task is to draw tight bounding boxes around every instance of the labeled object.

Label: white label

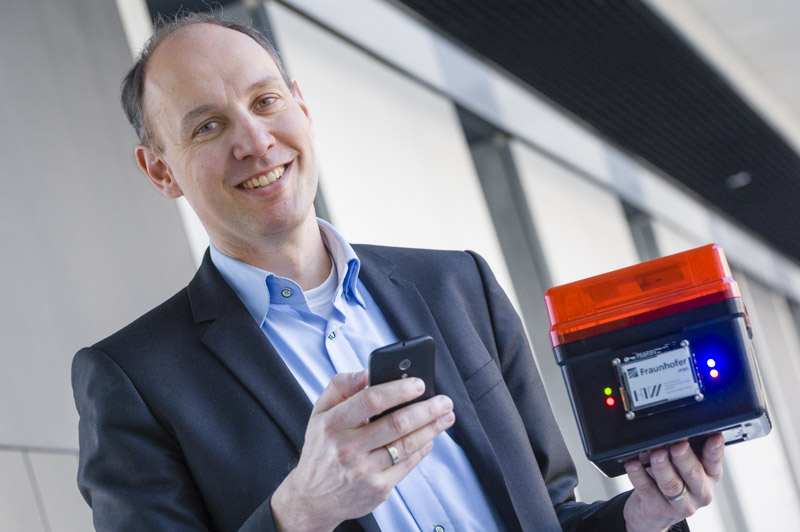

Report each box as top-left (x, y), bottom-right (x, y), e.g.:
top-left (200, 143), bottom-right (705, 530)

top-left (622, 346), bottom-right (699, 410)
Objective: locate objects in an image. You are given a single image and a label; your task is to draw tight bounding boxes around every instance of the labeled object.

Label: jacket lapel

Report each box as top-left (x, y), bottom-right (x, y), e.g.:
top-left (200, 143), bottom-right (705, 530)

top-left (188, 251), bottom-right (312, 452)
top-left (355, 246), bottom-right (521, 531)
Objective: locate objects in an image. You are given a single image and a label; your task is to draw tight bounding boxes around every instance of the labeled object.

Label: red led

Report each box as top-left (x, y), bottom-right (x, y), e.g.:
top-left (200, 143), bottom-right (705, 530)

top-left (710, 369), bottom-right (719, 378)
top-left (605, 397), bottom-right (616, 407)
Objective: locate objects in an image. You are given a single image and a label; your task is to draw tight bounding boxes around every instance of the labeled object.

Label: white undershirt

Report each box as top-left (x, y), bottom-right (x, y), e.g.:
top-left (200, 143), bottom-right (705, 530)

top-left (304, 258), bottom-right (337, 320)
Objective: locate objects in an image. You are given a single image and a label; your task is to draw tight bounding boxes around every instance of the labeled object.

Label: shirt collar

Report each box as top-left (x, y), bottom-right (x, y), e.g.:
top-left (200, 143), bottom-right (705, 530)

top-left (318, 218), bottom-right (365, 308)
top-left (209, 219), bottom-right (365, 327)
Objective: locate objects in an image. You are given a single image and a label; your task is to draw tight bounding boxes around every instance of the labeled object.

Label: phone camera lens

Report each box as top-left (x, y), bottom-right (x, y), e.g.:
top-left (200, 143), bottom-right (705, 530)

top-left (399, 358), bottom-right (411, 371)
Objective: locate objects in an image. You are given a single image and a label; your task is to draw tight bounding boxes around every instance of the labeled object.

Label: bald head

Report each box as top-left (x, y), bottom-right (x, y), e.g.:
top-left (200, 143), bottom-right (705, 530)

top-left (142, 23), bottom-right (296, 151)
top-left (121, 13), bottom-right (292, 150)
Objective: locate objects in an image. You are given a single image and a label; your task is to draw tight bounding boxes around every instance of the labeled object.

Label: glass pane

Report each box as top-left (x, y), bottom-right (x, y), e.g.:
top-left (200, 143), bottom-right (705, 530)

top-left (509, 139), bottom-right (640, 285)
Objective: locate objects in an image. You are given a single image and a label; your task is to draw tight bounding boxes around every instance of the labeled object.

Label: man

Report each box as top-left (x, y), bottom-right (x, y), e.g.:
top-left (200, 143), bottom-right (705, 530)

top-left (73, 13), bottom-right (723, 532)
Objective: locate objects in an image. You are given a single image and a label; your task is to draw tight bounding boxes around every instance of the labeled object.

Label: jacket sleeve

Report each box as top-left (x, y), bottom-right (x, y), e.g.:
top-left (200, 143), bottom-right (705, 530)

top-left (467, 251), bottom-right (636, 531)
top-left (72, 346), bottom-right (279, 532)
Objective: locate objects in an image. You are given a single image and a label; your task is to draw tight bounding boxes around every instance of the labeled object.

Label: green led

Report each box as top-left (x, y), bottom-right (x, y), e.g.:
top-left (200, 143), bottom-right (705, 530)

top-left (603, 387), bottom-right (613, 396)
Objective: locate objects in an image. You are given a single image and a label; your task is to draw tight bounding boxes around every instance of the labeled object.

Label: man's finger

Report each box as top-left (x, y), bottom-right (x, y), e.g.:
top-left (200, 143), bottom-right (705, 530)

top-left (625, 459), bottom-right (661, 500)
top-left (373, 409), bottom-right (456, 469)
top-left (330, 377), bottom-right (426, 428)
top-left (379, 439), bottom-right (436, 486)
top-left (650, 447), bottom-right (689, 501)
top-left (313, 370), bottom-right (369, 414)
top-left (700, 434), bottom-right (724, 481)
top-left (359, 395), bottom-right (454, 452)
top-left (670, 437), bottom-right (721, 502)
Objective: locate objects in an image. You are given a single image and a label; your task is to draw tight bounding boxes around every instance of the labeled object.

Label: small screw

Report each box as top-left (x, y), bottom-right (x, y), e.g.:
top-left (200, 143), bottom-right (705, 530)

top-left (626, 411), bottom-right (635, 420)
top-left (612, 358), bottom-right (621, 366)
top-left (695, 393), bottom-right (704, 402)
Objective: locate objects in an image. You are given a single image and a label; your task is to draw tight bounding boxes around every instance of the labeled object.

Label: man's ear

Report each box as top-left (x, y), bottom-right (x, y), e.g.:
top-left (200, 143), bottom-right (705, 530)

top-left (292, 79), bottom-right (313, 126)
top-left (135, 144), bottom-right (183, 199)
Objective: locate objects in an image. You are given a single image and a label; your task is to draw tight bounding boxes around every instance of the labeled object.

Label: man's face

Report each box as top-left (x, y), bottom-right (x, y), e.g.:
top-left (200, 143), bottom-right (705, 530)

top-left (137, 24), bottom-right (319, 257)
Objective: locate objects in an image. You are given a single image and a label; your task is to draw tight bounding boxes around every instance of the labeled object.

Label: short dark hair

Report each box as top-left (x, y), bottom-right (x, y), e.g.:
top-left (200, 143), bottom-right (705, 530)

top-left (120, 12), bottom-right (293, 149)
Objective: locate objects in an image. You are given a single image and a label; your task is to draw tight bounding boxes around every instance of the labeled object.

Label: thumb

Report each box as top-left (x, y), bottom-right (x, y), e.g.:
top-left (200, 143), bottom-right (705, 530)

top-left (313, 370), bottom-right (368, 414)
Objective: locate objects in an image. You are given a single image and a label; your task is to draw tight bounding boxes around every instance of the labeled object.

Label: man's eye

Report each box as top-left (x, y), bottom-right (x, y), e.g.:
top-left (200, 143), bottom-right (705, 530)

top-left (196, 121), bottom-right (219, 135)
top-left (256, 96), bottom-right (276, 109)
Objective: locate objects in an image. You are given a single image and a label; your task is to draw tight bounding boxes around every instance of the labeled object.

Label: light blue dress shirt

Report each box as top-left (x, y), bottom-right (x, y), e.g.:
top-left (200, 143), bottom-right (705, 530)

top-left (209, 220), bottom-right (504, 532)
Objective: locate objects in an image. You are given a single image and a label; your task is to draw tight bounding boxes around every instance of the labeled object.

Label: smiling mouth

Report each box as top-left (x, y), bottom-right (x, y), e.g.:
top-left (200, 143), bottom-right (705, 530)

top-left (238, 165), bottom-right (286, 189)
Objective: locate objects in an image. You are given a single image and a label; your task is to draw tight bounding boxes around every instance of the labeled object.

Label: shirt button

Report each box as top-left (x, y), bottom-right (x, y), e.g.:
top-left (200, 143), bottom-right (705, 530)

top-left (281, 288), bottom-right (292, 298)
top-left (433, 526), bottom-right (445, 532)
top-left (328, 332), bottom-right (336, 340)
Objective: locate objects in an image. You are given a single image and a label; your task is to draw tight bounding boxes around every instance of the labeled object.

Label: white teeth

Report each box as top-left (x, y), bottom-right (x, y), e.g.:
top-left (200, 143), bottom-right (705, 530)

top-left (240, 165), bottom-right (286, 189)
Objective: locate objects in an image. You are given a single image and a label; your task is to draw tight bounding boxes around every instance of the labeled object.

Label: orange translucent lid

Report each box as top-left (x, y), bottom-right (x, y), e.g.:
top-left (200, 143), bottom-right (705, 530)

top-left (545, 244), bottom-right (740, 347)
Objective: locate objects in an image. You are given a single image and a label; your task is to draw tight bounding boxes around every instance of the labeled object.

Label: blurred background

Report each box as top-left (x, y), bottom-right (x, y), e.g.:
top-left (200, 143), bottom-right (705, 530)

top-left (2, 0), bottom-right (799, 529)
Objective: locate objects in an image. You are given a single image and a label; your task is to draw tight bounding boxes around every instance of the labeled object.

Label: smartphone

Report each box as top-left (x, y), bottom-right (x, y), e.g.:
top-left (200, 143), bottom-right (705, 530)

top-left (368, 335), bottom-right (436, 421)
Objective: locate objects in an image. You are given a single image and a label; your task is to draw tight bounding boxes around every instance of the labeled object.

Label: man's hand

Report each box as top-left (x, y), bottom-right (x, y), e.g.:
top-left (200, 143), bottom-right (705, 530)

top-left (270, 370), bottom-right (455, 532)
top-left (623, 434), bottom-right (725, 532)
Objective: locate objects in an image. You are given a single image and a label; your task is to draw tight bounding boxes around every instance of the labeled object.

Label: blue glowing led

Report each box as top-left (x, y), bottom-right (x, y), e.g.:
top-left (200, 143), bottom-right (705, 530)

top-left (706, 359), bottom-right (716, 368)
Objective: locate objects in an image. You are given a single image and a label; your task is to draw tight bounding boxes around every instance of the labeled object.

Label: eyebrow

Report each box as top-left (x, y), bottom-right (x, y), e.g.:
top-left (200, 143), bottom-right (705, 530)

top-left (246, 75), bottom-right (286, 94)
top-left (179, 75), bottom-right (288, 136)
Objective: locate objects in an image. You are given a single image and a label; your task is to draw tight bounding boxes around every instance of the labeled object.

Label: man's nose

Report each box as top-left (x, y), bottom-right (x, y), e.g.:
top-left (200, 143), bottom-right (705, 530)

top-left (231, 116), bottom-right (275, 160)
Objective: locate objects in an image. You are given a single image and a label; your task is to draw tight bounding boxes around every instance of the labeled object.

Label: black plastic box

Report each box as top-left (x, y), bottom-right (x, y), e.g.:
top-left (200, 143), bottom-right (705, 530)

top-left (545, 245), bottom-right (770, 476)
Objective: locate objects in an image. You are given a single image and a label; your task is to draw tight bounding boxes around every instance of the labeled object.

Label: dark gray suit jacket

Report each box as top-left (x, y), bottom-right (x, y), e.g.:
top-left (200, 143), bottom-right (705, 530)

top-left (73, 245), bottom-right (632, 531)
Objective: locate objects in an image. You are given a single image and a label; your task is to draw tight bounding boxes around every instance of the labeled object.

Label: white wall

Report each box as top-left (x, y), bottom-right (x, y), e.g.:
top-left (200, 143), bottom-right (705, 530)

top-left (0, 0), bottom-right (194, 528)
